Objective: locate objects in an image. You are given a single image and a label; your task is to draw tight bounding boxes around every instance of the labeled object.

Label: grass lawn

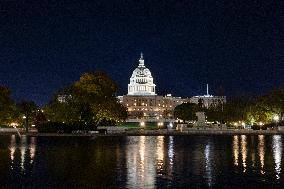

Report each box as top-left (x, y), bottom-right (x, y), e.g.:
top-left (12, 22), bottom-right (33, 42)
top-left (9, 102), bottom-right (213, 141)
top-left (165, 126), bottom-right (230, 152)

top-left (117, 122), bottom-right (165, 130)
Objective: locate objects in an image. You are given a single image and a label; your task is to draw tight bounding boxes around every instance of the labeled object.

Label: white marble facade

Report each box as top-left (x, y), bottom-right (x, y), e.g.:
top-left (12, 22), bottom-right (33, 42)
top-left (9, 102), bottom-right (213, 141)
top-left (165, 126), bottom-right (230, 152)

top-left (127, 53), bottom-right (156, 96)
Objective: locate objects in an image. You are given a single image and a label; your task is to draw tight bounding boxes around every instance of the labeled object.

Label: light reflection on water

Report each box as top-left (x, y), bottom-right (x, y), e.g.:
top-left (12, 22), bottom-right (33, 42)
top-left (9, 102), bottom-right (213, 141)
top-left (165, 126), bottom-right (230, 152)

top-left (205, 142), bottom-right (213, 188)
top-left (273, 135), bottom-right (282, 179)
top-left (233, 135), bottom-right (269, 175)
top-left (233, 135), bottom-right (239, 166)
top-left (241, 135), bottom-right (247, 172)
top-left (126, 136), bottom-right (172, 188)
top-left (29, 137), bottom-right (36, 164)
top-left (156, 136), bottom-right (164, 174)
top-left (258, 135), bottom-right (265, 175)
top-left (1, 135), bottom-right (284, 188)
top-left (126, 136), bottom-right (156, 189)
top-left (232, 135), bottom-right (284, 180)
top-left (20, 135), bottom-right (27, 171)
top-left (8, 135), bottom-right (16, 169)
top-left (167, 136), bottom-right (174, 179)
top-left (8, 135), bottom-right (37, 172)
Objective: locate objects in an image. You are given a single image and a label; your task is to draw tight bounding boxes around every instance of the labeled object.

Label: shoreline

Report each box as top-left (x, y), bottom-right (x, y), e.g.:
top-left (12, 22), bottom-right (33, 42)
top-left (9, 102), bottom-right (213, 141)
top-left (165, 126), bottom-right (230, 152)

top-left (0, 129), bottom-right (284, 136)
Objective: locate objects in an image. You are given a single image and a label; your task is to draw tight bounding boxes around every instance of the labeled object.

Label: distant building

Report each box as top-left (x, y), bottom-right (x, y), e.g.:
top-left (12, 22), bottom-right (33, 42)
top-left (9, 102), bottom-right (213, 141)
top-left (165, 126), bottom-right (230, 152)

top-left (118, 53), bottom-right (189, 121)
top-left (57, 95), bottom-right (71, 103)
top-left (189, 84), bottom-right (226, 108)
top-left (127, 53), bottom-right (156, 96)
top-left (57, 53), bottom-right (226, 122)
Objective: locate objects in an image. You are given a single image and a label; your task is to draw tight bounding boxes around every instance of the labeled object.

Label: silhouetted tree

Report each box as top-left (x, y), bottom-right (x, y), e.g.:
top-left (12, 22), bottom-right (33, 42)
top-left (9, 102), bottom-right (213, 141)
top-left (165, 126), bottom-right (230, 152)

top-left (17, 100), bottom-right (38, 132)
top-left (45, 71), bottom-right (128, 127)
top-left (0, 86), bottom-right (16, 125)
top-left (174, 103), bottom-right (201, 121)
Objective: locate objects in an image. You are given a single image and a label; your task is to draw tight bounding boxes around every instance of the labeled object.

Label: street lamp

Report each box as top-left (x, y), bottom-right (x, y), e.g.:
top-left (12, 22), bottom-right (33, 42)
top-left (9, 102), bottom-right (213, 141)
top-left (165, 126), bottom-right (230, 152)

top-left (22, 115), bottom-right (28, 133)
top-left (273, 115), bottom-right (280, 129)
top-left (273, 115), bottom-right (280, 122)
top-left (140, 121), bottom-right (145, 127)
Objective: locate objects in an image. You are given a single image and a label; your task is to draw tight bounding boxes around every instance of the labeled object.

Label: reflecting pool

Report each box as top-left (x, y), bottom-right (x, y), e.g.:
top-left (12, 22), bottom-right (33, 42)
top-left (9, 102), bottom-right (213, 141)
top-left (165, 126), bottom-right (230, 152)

top-left (0, 135), bottom-right (284, 188)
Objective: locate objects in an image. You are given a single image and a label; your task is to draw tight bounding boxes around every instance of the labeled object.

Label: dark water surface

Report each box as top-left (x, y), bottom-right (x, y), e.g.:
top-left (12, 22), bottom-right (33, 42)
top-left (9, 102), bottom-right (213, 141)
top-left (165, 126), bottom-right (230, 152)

top-left (0, 135), bottom-right (284, 189)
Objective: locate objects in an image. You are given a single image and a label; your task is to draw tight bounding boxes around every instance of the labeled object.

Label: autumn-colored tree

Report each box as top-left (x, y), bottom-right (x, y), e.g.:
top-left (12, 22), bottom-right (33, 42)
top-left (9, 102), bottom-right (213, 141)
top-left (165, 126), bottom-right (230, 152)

top-left (45, 71), bottom-right (128, 127)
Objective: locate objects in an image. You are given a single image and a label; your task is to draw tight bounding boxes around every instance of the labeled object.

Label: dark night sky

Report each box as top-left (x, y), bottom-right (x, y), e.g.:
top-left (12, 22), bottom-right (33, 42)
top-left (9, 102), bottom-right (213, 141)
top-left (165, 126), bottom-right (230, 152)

top-left (0, 0), bottom-right (283, 106)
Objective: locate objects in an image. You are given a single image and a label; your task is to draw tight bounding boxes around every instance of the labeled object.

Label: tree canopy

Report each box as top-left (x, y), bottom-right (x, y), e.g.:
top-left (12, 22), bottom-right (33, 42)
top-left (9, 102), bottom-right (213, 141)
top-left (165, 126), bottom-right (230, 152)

top-left (174, 103), bottom-right (201, 121)
top-left (204, 88), bottom-right (284, 124)
top-left (45, 71), bottom-right (128, 126)
top-left (246, 88), bottom-right (284, 123)
top-left (17, 100), bottom-right (38, 132)
top-left (174, 87), bottom-right (284, 125)
top-left (0, 86), bottom-right (16, 125)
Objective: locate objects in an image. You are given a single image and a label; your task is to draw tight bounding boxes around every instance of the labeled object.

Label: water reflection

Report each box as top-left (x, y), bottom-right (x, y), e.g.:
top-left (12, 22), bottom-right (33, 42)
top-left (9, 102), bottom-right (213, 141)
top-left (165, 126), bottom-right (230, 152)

top-left (126, 136), bottom-right (156, 189)
top-left (258, 135), bottom-right (265, 174)
top-left (20, 136), bottom-right (27, 171)
top-left (273, 135), bottom-right (282, 179)
top-left (232, 135), bottom-right (284, 178)
top-left (251, 136), bottom-right (256, 168)
top-left (126, 136), bottom-right (176, 188)
top-left (241, 135), bottom-right (247, 172)
top-left (232, 135), bottom-right (248, 172)
top-left (29, 137), bottom-right (36, 164)
top-left (233, 135), bottom-right (239, 166)
top-left (1, 135), bottom-right (284, 188)
top-left (156, 136), bottom-right (164, 174)
top-left (205, 143), bottom-right (213, 187)
top-left (9, 135), bottom-right (16, 169)
top-left (168, 136), bottom-right (174, 178)
top-left (139, 136), bottom-right (146, 174)
top-left (8, 135), bottom-right (37, 172)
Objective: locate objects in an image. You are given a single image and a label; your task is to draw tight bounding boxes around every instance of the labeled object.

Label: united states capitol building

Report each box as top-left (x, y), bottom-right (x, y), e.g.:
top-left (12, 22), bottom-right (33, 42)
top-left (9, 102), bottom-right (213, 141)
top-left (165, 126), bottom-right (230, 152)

top-left (118, 53), bottom-right (226, 122)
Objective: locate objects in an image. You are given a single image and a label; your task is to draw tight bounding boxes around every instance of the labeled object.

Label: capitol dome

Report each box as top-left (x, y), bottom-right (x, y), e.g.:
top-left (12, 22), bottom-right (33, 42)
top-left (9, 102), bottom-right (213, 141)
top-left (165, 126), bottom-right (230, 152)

top-left (127, 53), bottom-right (156, 96)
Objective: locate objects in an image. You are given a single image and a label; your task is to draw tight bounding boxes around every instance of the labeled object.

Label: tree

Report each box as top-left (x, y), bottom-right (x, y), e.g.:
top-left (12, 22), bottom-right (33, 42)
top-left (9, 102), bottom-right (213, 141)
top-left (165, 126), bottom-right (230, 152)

top-left (198, 98), bottom-right (204, 108)
top-left (205, 103), bottom-right (224, 122)
top-left (91, 98), bottom-right (128, 125)
top-left (174, 103), bottom-right (201, 121)
top-left (17, 100), bottom-right (38, 133)
top-left (0, 86), bottom-right (16, 125)
top-left (45, 71), bottom-right (128, 127)
top-left (247, 88), bottom-right (284, 123)
top-left (45, 86), bottom-right (89, 124)
top-left (222, 96), bottom-right (252, 123)
top-left (219, 88), bottom-right (284, 125)
top-left (34, 110), bottom-right (47, 126)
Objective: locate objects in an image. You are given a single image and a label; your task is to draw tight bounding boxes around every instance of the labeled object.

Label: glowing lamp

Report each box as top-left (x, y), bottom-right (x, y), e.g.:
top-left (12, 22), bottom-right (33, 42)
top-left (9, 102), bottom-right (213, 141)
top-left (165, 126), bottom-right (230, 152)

top-left (273, 115), bottom-right (280, 122)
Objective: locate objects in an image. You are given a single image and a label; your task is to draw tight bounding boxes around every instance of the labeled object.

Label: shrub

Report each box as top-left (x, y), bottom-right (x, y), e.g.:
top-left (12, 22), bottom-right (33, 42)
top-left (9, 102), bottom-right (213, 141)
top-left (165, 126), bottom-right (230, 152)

top-left (263, 123), bottom-right (275, 130)
top-left (251, 125), bottom-right (260, 130)
top-left (187, 123), bottom-right (194, 128)
top-left (37, 122), bottom-right (96, 133)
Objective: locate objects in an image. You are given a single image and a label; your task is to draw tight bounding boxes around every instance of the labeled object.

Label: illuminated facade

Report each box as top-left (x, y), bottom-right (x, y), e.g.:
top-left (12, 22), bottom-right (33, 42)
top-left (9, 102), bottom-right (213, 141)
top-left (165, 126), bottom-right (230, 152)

top-left (118, 54), bottom-right (226, 121)
top-left (118, 94), bottom-right (188, 120)
top-left (190, 95), bottom-right (226, 108)
top-left (128, 53), bottom-right (156, 96)
top-left (118, 54), bottom-right (189, 120)
top-left (189, 84), bottom-right (226, 108)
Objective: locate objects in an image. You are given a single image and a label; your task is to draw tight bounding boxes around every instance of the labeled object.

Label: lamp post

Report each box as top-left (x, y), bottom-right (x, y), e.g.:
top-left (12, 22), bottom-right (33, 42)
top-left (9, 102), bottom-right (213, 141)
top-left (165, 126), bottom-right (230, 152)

top-left (273, 114), bottom-right (280, 129)
top-left (23, 115), bottom-right (28, 133)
